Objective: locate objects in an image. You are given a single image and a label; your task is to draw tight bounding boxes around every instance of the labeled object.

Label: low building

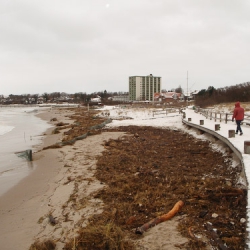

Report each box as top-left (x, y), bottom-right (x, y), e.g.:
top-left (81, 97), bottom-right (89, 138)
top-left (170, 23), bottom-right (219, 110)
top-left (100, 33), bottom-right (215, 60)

top-left (154, 92), bottom-right (183, 102)
top-left (112, 95), bottom-right (130, 102)
top-left (90, 97), bottom-right (101, 103)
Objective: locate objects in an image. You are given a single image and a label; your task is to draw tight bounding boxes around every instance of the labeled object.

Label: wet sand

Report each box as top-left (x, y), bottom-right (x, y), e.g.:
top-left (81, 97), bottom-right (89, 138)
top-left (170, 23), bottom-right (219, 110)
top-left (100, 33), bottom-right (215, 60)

top-left (0, 108), bottom-right (132, 249)
top-left (0, 107), bottom-right (188, 250)
top-left (0, 109), bottom-right (65, 249)
top-left (0, 107), bottom-right (52, 197)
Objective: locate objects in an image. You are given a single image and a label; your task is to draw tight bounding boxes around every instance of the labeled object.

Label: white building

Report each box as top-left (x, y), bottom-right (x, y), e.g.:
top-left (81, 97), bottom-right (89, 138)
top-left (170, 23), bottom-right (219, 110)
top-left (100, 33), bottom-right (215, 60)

top-left (129, 74), bottom-right (162, 101)
top-left (112, 95), bottom-right (130, 102)
top-left (90, 97), bottom-right (101, 103)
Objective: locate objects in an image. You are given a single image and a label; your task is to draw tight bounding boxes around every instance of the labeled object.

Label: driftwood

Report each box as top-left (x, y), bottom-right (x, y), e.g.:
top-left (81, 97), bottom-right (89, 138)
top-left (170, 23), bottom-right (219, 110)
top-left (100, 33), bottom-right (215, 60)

top-left (135, 200), bottom-right (184, 234)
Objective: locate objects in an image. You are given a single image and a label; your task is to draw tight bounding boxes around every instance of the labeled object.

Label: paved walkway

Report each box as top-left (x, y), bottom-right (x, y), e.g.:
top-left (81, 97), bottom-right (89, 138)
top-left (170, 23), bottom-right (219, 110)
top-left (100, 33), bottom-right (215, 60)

top-left (184, 107), bottom-right (250, 247)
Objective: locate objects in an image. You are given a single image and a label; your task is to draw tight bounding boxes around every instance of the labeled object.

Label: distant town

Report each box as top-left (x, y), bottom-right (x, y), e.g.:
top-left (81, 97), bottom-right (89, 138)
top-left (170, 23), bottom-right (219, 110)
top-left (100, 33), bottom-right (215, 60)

top-left (0, 89), bottom-right (197, 106)
top-left (0, 74), bottom-right (197, 106)
top-left (1, 74), bottom-right (249, 108)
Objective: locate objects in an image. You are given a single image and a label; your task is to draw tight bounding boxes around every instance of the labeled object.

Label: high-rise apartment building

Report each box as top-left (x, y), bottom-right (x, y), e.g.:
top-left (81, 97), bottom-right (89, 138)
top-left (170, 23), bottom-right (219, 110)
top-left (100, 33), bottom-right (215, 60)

top-left (129, 74), bottom-right (161, 101)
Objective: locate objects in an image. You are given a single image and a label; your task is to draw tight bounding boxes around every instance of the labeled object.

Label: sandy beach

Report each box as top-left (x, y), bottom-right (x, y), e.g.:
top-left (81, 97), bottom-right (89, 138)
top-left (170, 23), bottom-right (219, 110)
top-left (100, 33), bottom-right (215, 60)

top-left (1, 108), bottom-right (184, 249)
top-left (0, 108), bottom-right (65, 249)
top-left (0, 106), bottom-right (245, 250)
top-left (0, 107), bottom-right (188, 250)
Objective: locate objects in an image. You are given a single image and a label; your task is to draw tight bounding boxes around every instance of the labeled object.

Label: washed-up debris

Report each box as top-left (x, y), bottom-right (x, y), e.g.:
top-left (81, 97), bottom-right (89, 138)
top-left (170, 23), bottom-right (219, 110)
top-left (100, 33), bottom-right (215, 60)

top-left (135, 200), bottom-right (184, 234)
top-left (29, 239), bottom-right (56, 250)
top-left (205, 222), bottom-right (229, 250)
top-left (48, 214), bottom-right (56, 226)
top-left (97, 125), bottom-right (246, 249)
top-left (30, 109), bottom-right (247, 250)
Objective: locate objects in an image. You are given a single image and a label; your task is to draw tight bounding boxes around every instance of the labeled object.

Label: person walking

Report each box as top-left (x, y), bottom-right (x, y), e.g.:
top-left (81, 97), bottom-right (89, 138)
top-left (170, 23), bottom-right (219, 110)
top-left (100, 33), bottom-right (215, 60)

top-left (232, 102), bottom-right (245, 135)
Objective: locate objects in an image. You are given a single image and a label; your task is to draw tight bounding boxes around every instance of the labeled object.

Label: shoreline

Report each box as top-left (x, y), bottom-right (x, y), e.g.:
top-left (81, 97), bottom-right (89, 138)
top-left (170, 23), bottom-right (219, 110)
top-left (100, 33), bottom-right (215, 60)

top-left (0, 108), bottom-right (131, 249)
top-left (0, 108), bottom-right (66, 249)
top-left (0, 107), bottom-right (53, 197)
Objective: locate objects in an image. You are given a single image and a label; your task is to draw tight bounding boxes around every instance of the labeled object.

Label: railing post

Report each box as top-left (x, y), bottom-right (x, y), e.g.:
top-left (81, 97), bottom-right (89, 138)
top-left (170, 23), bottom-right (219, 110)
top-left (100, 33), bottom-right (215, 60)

top-left (215, 124), bottom-right (220, 131)
top-left (228, 130), bottom-right (235, 138)
top-left (244, 141), bottom-right (250, 154)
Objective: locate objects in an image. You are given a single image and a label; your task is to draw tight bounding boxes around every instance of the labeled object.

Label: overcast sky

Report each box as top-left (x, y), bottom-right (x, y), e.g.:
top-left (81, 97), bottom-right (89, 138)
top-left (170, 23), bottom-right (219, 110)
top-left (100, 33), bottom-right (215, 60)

top-left (1, 0), bottom-right (250, 95)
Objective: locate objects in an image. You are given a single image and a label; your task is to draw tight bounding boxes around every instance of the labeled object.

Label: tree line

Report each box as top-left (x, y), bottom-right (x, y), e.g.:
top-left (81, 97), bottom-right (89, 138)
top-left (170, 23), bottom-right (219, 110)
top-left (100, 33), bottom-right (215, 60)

top-left (0, 91), bottom-right (128, 105)
top-left (195, 82), bottom-right (250, 107)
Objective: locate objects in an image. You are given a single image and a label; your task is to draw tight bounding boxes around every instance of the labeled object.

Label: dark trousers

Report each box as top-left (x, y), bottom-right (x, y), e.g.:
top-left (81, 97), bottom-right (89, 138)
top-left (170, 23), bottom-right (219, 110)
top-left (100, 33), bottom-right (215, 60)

top-left (236, 120), bottom-right (242, 133)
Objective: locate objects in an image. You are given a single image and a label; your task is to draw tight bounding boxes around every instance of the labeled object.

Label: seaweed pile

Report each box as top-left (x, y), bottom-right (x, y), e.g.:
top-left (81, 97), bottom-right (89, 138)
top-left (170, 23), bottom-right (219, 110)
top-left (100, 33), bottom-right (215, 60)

top-left (61, 109), bottom-right (106, 142)
top-left (30, 108), bottom-right (247, 249)
top-left (71, 126), bottom-right (246, 250)
top-left (43, 108), bottom-right (107, 149)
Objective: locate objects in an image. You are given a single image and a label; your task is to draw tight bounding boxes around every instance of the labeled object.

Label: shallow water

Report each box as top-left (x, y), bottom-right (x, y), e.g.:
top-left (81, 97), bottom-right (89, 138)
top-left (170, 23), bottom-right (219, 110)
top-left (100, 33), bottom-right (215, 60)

top-left (0, 107), bottom-right (52, 196)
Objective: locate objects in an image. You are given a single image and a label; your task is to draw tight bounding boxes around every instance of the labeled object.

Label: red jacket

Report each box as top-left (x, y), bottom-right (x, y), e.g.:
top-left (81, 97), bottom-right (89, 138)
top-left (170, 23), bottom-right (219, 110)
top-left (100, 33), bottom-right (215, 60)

top-left (232, 102), bottom-right (244, 120)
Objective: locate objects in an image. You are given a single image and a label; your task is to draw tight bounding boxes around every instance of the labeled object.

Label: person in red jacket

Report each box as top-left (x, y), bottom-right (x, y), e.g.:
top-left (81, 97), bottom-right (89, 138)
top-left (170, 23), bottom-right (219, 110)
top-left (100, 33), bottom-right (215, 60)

top-left (232, 102), bottom-right (244, 135)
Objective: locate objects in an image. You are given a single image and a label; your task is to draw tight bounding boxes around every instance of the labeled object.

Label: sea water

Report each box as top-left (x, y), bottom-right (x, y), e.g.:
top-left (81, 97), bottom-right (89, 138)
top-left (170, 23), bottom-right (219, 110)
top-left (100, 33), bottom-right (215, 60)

top-left (0, 106), bottom-right (52, 196)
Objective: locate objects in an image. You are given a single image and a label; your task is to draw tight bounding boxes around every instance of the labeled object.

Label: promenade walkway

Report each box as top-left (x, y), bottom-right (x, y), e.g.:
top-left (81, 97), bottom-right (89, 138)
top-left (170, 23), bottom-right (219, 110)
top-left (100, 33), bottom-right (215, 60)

top-left (184, 107), bottom-right (250, 248)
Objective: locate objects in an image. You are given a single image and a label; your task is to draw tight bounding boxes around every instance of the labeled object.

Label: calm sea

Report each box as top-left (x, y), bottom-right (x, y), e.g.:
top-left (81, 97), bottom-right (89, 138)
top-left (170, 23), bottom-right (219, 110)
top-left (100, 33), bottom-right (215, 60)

top-left (0, 106), bottom-right (52, 196)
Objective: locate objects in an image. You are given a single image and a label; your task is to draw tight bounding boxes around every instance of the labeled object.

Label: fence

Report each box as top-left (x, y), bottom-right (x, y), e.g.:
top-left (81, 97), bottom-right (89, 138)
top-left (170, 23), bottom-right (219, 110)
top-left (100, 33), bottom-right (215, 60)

top-left (152, 108), bottom-right (177, 117)
top-left (195, 107), bottom-right (250, 125)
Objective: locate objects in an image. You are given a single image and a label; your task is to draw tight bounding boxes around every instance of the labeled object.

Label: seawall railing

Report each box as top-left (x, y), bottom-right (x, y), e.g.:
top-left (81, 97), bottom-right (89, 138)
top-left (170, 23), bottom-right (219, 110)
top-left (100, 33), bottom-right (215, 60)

top-left (195, 107), bottom-right (250, 125)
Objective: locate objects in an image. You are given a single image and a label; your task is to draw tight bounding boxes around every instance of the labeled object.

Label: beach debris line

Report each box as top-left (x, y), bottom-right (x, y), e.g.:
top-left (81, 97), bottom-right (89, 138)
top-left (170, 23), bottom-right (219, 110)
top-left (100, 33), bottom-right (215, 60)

top-left (29, 112), bottom-right (247, 249)
top-left (97, 125), bottom-right (246, 249)
top-left (29, 239), bottom-right (56, 250)
top-left (63, 222), bottom-right (136, 250)
top-left (49, 121), bottom-right (112, 148)
top-left (135, 200), bottom-right (184, 234)
top-left (44, 109), bottom-right (112, 149)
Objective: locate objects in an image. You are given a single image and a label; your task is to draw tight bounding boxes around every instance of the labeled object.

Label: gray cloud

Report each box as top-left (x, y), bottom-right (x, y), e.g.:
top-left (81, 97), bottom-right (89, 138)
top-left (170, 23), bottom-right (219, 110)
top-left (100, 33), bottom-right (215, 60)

top-left (0, 0), bottom-right (250, 95)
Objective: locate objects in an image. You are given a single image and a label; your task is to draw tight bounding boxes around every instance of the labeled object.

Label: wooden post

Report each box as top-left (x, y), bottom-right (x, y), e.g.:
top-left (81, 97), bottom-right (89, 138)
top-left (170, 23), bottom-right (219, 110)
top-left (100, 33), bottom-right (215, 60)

top-left (188, 118), bottom-right (191, 122)
top-left (215, 124), bottom-right (220, 131)
top-left (244, 141), bottom-right (250, 154)
top-left (27, 149), bottom-right (32, 161)
top-left (228, 130), bottom-right (235, 138)
top-left (200, 120), bottom-right (204, 125)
